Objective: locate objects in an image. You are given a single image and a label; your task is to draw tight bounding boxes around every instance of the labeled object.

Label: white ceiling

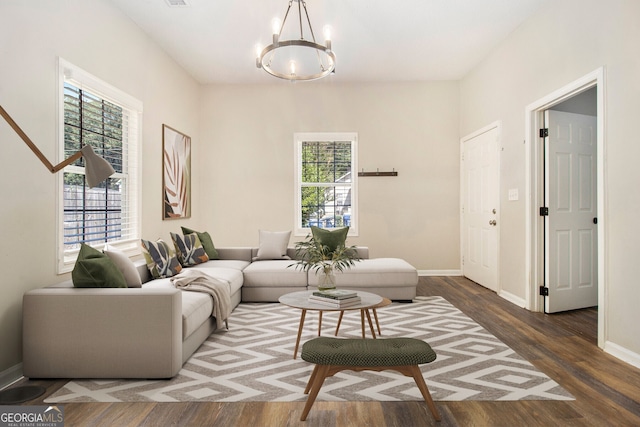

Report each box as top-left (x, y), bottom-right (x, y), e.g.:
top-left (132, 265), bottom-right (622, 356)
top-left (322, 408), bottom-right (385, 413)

top-left (107, 0), bottom-right (548, 85)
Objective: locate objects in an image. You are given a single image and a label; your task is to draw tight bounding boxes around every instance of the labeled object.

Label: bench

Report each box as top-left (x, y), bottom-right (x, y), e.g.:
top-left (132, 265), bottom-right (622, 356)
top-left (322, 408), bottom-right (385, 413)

top-left (300, 337), bottom-right (441, 422)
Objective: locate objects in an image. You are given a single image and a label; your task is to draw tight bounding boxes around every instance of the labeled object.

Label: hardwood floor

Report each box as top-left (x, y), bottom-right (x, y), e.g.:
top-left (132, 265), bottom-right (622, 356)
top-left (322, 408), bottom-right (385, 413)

top-left (8, 276), bottom-right (640, 426)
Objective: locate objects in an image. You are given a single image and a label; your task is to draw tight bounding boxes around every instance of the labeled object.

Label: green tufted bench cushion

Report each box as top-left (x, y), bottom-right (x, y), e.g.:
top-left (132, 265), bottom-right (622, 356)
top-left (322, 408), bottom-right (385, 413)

top-left (299, 337), bottom-right (441, 422)
top-left (301, 337), bottom-right (436, 367)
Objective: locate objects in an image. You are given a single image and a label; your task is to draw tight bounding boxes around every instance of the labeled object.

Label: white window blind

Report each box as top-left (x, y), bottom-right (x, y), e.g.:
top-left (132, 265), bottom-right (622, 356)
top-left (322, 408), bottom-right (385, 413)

top-left (58, 59), bottom-right (142, 272)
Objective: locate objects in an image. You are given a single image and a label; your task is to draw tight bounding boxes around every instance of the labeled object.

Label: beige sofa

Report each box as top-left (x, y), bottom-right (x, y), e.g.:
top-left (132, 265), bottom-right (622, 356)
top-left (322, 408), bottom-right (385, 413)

top-left (22, 246), bottom-right (417, 379)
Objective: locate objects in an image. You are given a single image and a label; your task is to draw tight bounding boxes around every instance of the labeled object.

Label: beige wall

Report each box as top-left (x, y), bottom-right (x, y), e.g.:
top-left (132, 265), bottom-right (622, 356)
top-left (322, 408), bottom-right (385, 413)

top-left (0, 0), bottom-right (200, 377)
top-left (460, 0), bottom-right (640, 361)
top-left (197, 82), bottom-right (461, 271)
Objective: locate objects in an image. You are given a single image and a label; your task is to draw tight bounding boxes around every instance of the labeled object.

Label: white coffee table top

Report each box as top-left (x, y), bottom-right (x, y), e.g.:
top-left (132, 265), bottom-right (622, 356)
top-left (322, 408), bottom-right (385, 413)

top-left (279, 290), bottom-right (382, 312)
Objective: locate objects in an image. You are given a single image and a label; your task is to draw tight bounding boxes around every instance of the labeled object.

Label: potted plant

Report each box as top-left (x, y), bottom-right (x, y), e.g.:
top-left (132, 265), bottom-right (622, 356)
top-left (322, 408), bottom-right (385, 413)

top-left (290, 233), bottom-right (361, 291)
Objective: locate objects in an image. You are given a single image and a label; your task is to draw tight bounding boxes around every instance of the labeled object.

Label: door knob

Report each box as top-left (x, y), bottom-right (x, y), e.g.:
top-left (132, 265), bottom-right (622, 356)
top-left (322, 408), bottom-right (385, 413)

top-left (489, 220), bottom-right (497, 226)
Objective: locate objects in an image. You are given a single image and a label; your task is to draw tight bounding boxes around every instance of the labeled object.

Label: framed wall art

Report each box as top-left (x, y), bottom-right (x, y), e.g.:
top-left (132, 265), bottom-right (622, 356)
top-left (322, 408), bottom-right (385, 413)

top-left (162, 124), bottom-right (191, 219)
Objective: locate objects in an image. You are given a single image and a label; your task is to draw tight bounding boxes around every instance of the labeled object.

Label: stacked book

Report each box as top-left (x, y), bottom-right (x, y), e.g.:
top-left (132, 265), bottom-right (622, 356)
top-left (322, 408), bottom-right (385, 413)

top-left (309, 289), bottom-right (361, 308)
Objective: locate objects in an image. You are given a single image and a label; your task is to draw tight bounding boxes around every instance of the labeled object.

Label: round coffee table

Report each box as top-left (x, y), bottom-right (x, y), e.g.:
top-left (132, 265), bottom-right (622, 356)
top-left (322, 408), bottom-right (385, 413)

top-left (279, 290), bottom-right (383, 359)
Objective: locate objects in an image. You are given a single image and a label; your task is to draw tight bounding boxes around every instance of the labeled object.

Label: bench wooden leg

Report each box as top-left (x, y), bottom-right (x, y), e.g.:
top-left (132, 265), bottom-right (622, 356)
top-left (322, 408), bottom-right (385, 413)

top-left (301, 364), bottom-right (330, 421)
top-left (407, 365), bottom-right (441, 421)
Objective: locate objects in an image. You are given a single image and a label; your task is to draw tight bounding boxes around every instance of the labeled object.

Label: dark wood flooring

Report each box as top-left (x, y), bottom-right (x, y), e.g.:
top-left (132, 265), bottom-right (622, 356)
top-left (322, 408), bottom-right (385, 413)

top-left (6, 276), bottom-right (640, 426)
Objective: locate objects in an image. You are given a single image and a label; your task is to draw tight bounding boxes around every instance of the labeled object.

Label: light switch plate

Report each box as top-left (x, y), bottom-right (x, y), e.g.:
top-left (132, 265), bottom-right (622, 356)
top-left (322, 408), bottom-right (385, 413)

top-left (508, 188), bottom-right (519, 201)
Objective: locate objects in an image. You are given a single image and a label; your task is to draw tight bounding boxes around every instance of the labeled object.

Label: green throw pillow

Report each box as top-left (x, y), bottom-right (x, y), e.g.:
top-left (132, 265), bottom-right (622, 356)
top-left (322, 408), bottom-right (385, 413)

top-left (181, 227), bottom-right (219, 259)
top-left (72, 243), bottom-right (127, 288)
top-left (171, 232), bottom-right (209, 267)
top-left (141, 238), bottom-right (183, 279)
top-left (311, 226), bottom-right (349, 254)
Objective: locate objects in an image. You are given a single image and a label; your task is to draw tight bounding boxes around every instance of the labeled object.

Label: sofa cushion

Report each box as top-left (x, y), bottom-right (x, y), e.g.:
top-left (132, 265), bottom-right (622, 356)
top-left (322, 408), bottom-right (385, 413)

top-left (243, 260), bottom-right (308, 288)
top-left (254, 230), bottom-right (291, 260)
top-left (170, 232), bottom-right (209, 267)
top-left (141, 239), bottom-right (183, 279)
top-left (103, 245), bottom-right (142, 288)
top-left (142, 276), bottom-right (213, 339)
top-left (181, 227), bottom-right (219, 260)
top-left (72, 244), bottom-right (127, 288)
top-left (311, 226), bottom-right (349, 254)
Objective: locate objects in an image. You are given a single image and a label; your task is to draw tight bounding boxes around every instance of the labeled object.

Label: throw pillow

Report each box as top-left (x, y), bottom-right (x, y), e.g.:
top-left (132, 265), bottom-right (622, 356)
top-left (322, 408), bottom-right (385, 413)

top-left (141, 238), bottom-right (183, 279)
top-left (72, 243), bottom-right (127, 288)
top-left (181, 226), bottom-right (219, 260)
top-left (170, 232), bottom-right (210, 267)
top-left (103, 244), bottom-right (142, 288)
top-left (254, 229), bottom-right (291, 260)
top-left (311, 226), bottom-right (349, 254)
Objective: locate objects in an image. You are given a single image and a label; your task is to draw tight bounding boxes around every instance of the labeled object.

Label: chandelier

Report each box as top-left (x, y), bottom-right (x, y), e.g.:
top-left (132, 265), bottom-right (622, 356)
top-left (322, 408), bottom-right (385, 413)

top-left (256, 0), bottom-right (336, 81)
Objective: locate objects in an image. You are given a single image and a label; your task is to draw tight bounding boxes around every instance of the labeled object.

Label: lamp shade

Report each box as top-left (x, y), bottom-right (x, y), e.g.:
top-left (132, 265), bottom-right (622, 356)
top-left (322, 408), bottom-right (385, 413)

top-left (81, 145), bottom-right (115, 188)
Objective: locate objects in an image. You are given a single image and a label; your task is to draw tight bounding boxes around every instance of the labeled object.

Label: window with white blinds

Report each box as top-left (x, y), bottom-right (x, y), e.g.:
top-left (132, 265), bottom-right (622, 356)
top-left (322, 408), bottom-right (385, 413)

top-left (58, 59), bottom-right (142, 272)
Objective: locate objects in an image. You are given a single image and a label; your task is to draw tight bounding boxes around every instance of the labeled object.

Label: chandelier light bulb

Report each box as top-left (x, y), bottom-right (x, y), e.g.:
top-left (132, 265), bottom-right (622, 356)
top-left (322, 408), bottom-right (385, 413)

top-left (272, 18), bottom-right (281, 36)
top-left (323, 25), bottom-right (332, 41)
top-left (289, 60), bottom-right (296, 76)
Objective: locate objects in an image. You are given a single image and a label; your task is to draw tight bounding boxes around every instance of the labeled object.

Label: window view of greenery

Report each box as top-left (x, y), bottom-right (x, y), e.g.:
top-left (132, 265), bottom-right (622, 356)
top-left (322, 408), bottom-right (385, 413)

top-left (63, 83), bottom-right (124, 249)
top-left (300, 140), bottom-right (352, 228)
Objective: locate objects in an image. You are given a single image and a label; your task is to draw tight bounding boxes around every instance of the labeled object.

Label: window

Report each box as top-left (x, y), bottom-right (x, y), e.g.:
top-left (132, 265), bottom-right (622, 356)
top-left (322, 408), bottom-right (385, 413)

top-left (58, 59), bottom-right (142, 272)
top-left (295, 132), bottom-right (358, 236)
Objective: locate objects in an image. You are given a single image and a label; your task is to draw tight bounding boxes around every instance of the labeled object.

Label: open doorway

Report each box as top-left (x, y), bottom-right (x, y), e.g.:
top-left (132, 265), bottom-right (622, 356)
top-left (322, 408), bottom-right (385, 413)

top-left (525, 68), bottom-right (606, 349)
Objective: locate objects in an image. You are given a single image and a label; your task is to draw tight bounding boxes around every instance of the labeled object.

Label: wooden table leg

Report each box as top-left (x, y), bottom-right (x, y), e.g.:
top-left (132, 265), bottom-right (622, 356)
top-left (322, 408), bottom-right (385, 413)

top-left (293, 309), bottom-right (307, 359)
top-left (365, 309), bottom-right (377, 339)
top-left (372, 309), bottom-right (381, 335)
top-left (318, 311), bottom-right (323, 336)
top-left (360, 309), bottom-right (366, 338)
top-left (335, 311), bottom-right (345, 336)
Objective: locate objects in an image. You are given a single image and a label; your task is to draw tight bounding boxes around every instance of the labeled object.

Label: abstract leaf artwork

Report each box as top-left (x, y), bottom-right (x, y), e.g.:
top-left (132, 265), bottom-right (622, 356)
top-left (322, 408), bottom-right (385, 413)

top-left (162, 125), bottom-right (191, 219)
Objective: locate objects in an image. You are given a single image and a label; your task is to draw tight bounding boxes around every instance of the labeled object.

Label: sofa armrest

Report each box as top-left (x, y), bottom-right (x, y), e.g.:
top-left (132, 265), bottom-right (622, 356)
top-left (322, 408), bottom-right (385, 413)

top-left (23, 288), bottom-right (182, 379)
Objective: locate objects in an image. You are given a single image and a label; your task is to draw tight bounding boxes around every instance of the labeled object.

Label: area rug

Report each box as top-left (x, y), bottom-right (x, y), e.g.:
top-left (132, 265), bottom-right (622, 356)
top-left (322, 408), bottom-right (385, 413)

top-left (45, 296), bottom-right (573, 403)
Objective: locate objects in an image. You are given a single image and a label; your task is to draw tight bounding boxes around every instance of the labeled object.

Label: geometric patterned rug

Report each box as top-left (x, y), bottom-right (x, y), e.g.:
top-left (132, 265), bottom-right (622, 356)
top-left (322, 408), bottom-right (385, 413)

top-left (45, 296), bottom-right (573, 403)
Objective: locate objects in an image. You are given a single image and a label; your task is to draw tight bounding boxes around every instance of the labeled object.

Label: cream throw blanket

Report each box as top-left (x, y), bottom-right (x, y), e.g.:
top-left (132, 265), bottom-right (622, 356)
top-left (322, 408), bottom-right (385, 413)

top-left (170, 269), bottom-right (231, 329)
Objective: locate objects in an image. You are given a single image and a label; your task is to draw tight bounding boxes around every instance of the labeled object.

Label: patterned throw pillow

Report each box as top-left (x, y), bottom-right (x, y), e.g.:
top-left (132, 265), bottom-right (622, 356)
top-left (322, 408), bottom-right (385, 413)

top-left (170, 232), bottom-right (210, 267)
top-left (181, 227), bottom-right (219, 260)
top-left (141, 238), bottom-right (183, 279)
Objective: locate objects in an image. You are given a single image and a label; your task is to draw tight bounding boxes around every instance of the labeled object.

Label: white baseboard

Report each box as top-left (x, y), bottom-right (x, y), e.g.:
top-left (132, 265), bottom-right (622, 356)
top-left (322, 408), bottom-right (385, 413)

top-left (418, 270), bottom-right (462, 276)
top-left (0, 363), bottom-right (23, 390)
top-left (604, 341), bottom-right (640, 370)
top-left (498, 290), bottom-right (526, 308)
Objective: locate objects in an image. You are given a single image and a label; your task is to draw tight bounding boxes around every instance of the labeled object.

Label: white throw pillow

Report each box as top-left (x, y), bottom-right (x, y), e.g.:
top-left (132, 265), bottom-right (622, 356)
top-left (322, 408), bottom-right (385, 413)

top-left (254, 230), bottom-right (291, 261)
top-left (104, 244), bottom-right (143, 288)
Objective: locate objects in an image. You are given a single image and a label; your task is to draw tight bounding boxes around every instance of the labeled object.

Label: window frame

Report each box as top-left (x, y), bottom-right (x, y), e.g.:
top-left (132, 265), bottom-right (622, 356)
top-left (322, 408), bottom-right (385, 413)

top-left (294, 132), bottom-right (358, 237)
top-left (57, 58), bottom-right (143, 273)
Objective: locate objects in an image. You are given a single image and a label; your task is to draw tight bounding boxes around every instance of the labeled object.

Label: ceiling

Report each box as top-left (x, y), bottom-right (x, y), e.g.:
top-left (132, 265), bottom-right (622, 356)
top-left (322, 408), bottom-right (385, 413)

top-left (107, 0), bottom-right (548, 85)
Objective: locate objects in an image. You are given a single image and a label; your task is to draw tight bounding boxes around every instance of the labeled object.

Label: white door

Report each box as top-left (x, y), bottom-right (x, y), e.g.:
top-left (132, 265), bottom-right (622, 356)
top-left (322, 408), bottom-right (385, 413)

top-left (462, 126), bottom-right (499, 291)
top-left (545, 110), bottom-right (598, 313)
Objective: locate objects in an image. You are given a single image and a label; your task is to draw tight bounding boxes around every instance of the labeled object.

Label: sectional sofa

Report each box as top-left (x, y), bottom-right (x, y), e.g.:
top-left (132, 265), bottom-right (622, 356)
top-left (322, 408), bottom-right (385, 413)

top-left (22, 246), bottom-right (418, 379)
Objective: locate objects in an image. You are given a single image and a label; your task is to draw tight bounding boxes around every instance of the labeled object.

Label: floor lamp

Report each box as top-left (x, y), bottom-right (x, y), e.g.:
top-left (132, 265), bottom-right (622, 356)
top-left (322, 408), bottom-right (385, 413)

top-left (0, 104), bottom-right (115, 188)
top-left (0, 104), bottom-right (115, 404)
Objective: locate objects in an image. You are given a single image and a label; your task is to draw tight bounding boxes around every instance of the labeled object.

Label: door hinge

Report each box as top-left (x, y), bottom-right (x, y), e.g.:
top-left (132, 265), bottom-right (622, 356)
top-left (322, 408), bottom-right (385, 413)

top-left (539, 128), bottom-right (549, 138)
top-left (540, 207), bottom-right (549, 216)
top-left (539, 286), bottom-right (549, 296)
